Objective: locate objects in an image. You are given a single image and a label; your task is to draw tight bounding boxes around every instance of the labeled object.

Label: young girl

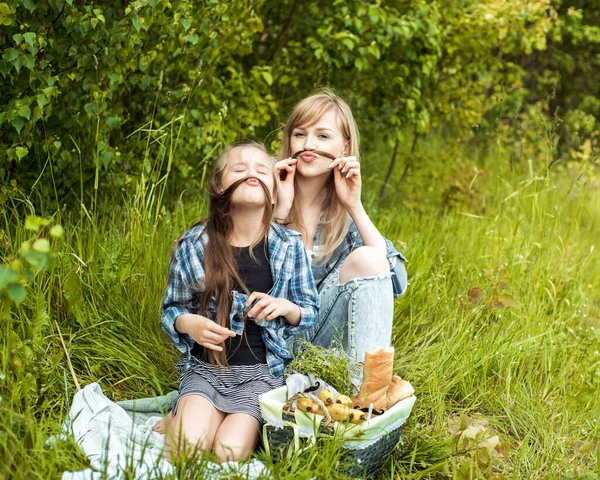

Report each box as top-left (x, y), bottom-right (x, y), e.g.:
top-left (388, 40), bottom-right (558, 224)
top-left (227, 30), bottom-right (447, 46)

top-left (161, 142), bottom-right (318, 462)
top-left (274, 89), bottom-right (408, 373)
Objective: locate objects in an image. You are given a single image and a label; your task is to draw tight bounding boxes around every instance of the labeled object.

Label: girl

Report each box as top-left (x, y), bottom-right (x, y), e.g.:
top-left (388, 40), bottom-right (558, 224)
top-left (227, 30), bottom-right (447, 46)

top-left (274, 89), bottom-right (408, 375)
top-left (161, 142), bottom-right (318, 462)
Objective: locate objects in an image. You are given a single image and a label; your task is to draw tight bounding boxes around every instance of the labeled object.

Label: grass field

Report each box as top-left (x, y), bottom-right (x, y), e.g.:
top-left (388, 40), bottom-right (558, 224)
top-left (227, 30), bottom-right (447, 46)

top-left (1, 141), bottom-right (599, 479)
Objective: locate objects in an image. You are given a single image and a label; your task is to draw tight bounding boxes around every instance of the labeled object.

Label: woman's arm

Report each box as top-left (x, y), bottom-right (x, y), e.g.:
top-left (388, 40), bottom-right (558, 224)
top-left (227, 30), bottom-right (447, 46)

top-left (347, 204), bottom-right (387, 254)
top-left (329, 156), bottom-right (387, 254)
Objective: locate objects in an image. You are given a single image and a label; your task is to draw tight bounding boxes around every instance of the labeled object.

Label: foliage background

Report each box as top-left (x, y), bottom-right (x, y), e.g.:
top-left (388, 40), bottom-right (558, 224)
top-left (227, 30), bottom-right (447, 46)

top-left (1, 0), bottom-right (599, 478)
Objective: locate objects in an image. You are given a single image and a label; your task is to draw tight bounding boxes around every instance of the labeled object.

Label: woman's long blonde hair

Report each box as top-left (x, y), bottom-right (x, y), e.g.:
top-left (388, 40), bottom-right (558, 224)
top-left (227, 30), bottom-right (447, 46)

top-left (279, 88), bottom-right (359, 263)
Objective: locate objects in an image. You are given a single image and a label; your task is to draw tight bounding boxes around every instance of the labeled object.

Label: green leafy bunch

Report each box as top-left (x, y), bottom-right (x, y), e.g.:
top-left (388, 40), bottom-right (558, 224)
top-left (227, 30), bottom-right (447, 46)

top-left (285, 339), bottom-right (359, 396)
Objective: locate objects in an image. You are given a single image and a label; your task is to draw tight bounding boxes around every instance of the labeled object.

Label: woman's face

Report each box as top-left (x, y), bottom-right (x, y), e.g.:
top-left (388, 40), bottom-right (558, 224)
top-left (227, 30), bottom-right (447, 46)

top-left (220, 147), bottom-right (275, 207)
top-left (290, 108), bottom-right (348, 178)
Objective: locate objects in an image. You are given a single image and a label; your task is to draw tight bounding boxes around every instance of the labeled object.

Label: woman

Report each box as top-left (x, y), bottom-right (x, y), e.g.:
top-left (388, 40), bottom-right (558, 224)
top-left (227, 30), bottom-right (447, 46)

top-left (275, 89), bottom-right (408, 373)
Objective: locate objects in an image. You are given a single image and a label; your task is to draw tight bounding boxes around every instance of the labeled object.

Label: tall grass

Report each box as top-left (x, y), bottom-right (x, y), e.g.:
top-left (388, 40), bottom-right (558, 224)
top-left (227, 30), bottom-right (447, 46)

top-left (1, 135), bottom-right (598, 479)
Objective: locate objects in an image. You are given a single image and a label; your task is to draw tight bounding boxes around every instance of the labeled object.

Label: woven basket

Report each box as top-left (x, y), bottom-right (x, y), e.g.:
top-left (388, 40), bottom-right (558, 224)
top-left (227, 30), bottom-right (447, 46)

top-left (262, 391), bottom-right (406, 477)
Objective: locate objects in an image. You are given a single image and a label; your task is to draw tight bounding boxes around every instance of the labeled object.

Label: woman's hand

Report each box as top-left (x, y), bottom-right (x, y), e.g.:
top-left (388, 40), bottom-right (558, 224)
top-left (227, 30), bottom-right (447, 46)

top-left (274, 157), bottom-right (297, 220)
top-left (246, 292), bottom-right (301, 325)
top-left (175, 313), bottom-right (236, 351)
top-left (329, 156), bottom-right (362, 213)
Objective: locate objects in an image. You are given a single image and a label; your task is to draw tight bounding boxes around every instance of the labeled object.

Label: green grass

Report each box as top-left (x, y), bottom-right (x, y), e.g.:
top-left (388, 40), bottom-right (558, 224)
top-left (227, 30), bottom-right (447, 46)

top-left (1, 142), bottom-right (599, 479)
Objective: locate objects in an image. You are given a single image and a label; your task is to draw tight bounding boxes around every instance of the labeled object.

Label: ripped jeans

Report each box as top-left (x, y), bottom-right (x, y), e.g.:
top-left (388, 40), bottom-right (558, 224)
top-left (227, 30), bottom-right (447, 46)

top-left (298, 265), bottom-right (394, 381)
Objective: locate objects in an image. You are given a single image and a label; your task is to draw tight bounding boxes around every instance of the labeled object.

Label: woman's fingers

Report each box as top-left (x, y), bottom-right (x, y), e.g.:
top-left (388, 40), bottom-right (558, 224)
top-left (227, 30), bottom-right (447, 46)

top-left (345, 167), bottom-right (360, 179)
top-left (256, 303), bottom-right (277, 322)
top-left (340, 161), bottom-right (360, 175)
top-left (329, 156), bottom-right (358, 171)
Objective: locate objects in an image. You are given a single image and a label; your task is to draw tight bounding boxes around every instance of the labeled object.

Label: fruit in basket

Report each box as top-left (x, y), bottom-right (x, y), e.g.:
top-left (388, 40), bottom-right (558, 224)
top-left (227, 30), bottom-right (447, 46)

top-left (335, 394), bottom-right (352, 407)
top-left (318, 389), bottom-right (334, 405)
top-left (326, 403), bottom-right (352, 422)
top-left (349, 409), bottom-right (367, 424)
top-left (297, 397), bottom-right (321, 414)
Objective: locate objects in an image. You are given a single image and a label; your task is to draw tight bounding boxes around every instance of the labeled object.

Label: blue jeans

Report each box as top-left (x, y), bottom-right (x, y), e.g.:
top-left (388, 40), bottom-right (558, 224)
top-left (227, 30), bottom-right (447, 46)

top-left (301, 265), bottom-right (394, 367)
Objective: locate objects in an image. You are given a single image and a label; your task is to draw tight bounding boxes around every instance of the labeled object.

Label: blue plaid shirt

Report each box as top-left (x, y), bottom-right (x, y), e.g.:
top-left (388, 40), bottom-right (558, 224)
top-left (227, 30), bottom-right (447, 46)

top-left (310, 220), bottom-right (408, 296)
top-left (162, 223), bottom-right (319, 377)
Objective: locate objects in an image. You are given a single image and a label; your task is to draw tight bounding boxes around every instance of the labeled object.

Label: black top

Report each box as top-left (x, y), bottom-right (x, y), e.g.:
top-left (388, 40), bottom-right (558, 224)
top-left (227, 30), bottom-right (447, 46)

top-left (191, 238), bottom-right (273, 365)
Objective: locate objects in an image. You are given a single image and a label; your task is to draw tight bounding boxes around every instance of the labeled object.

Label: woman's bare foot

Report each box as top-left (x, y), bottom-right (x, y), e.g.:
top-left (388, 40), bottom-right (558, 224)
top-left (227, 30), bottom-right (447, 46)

top-left (152, 410), bottom-right (173, 434)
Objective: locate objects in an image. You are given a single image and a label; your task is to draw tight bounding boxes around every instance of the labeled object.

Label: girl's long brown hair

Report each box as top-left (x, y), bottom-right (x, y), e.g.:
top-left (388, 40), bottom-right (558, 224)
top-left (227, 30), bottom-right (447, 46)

top-left (178, 142), bottom-right (277, 367)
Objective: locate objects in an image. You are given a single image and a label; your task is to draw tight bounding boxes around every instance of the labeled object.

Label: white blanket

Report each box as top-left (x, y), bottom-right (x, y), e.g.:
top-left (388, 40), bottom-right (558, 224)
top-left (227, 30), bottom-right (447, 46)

top-left (61, 383), bottom-right (268, 480)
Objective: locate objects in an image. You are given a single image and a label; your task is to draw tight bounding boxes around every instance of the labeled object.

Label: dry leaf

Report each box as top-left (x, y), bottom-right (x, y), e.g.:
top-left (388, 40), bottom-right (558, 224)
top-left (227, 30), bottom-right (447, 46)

top-left (495, 294), bottom-right (520, 309)
top-left (459, 413), bottom-right (472, 431)
top-left (468, 287), bottom-right (484, 304)
top-left (579, 442), bottom-right (599, 454)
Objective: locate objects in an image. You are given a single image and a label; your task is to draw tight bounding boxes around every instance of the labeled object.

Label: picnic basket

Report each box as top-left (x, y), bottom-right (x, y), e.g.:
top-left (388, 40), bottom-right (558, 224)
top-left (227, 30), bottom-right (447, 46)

top-left (259, 387), bottom-right (416, 477)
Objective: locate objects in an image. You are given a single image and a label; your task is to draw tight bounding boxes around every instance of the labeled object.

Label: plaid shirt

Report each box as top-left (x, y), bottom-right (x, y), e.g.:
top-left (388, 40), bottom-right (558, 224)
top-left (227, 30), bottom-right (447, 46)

top-left (162, 223), bottom-right (319, 377)
top-left (310, 219), bottom-right (408, 296)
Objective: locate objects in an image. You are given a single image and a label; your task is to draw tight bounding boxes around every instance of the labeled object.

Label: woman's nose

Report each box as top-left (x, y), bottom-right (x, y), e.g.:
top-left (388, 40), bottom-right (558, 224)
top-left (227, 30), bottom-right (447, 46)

top-left (303, 135), bottom-right (316, 150)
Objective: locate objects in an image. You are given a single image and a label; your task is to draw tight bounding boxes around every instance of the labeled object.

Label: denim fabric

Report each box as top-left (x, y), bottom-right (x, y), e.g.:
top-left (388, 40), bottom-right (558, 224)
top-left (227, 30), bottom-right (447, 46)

top-left (310, 220), bottom-right (408, 297)
top-left (299, 263), bottom-right (394, 365)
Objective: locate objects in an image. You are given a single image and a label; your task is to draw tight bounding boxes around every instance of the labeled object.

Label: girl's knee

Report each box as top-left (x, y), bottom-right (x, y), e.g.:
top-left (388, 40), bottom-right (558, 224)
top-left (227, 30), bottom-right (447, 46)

top-left (214, 441), bottom-right (253, 462)
top-left (340, 246), bottom-right (389, 283)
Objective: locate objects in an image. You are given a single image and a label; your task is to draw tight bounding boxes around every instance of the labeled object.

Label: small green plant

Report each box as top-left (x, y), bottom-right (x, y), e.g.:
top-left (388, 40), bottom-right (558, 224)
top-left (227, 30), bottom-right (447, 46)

top-left (285, 340), bottom-right (358, 395)
top-left (0, 215), bottom-right (62, 319)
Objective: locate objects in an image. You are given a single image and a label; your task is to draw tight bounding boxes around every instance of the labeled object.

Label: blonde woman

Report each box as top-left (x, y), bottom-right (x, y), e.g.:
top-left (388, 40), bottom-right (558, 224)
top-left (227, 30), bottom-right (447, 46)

top-left (275, 90), bottom-right (408, 373)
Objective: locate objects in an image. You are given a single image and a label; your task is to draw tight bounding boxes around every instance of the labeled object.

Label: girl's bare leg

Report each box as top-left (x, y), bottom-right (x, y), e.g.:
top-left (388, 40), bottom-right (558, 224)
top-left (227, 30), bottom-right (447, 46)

top-left (212, 413), bottom-right (261, 462)
top-left (166, 395), bottom-right (226, 462)
top-left (152, 410), bottom-right (173, 434)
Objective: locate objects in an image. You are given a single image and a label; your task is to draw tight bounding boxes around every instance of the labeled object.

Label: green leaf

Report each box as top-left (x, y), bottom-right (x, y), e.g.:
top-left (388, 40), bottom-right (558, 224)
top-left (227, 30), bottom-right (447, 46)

top-left (11, 116), bottom-right (25, 134)
top-left (12, 33), bottom-right (23, 44)
top-left (260, 70), bottom-right (273, 86)
top-left (20, 0), bottom-right (37, 12)
top-left (24, 216), bottom-right (50, 231)
top-left (32, 238), bottom-right (50, 253)
top-left (15, 146), bottom-right (28, 160)
top-left (2, 47), bottom-right (18, 62)
top-left (49, 225), bottom-right (64, 238)
top-left (0, 265), bottom-right (19, 290)
top-left (22, 54), bottom-right (35, 70)
top-left (182, 19), bottom-right (191, 31)
top-left (18, 104), bottom-right (31, 120)
top-left (6, 284), bottom-right (26, 304)
top-left (36, 94), bottom-right (49, 109)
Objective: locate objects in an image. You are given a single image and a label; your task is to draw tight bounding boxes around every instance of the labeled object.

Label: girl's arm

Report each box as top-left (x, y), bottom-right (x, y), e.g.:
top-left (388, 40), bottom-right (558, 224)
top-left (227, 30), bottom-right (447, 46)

top-left (163, 240), bottom-right (235, 352)
top-left (162, 241), bottom-right (198, 354)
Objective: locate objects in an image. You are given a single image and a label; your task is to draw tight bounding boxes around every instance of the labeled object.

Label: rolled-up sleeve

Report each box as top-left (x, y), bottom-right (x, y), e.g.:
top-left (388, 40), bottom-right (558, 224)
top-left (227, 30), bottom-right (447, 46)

top-left (283, 236), bottom-right (319, 337)
top-left (385, 238), bottom-right (408, 297)
top-left (162, 241), bottom-right (200, 355)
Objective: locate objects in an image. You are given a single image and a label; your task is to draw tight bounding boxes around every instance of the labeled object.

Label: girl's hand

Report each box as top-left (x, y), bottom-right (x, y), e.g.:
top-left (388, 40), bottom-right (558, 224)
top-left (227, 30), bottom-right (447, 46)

top-left (328, 156), bottom-right (362, 213)
top-left (246, 292), bottom-right (298, 322)
top-left (274, 157), bottom-right (297, 220)
top-left (175, 313), bottom-right (236, 352)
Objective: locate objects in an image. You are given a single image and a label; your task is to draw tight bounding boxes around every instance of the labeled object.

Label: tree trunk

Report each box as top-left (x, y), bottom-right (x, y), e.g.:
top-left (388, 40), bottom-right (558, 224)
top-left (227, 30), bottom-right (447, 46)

top-left (379, 136), bottom-right (400, 203)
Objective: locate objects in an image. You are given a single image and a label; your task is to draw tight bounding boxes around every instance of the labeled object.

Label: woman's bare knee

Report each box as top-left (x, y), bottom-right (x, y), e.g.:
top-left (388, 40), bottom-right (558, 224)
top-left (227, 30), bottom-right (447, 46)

top-left (213, 414), bottom-right (260, 462)
top-left (339, 246), bottom-right (389, 283)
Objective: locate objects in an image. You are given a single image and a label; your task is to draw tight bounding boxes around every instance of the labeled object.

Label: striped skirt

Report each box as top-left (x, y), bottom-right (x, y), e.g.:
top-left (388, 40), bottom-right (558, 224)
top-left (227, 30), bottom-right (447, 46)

top-left (172, 356), bottom-right (284, 423)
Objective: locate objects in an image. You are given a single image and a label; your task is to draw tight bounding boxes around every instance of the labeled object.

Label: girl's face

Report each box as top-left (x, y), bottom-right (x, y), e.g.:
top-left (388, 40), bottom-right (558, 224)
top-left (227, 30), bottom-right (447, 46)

top-left (290, 108), bottom-right (348, 178)
top-left (220, 147), bottom-right (275, 207)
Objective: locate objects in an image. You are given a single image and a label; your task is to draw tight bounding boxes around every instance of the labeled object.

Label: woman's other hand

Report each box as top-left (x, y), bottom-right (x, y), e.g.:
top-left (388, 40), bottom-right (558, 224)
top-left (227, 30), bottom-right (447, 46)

top-left (274, 157), bottom-right (297, 220)
top-left (246, 291), bottom-right (301, 325)
top-left (175, 313), bottom-right (236, 351)
top-left (329, 156), bottom-right (362, 212)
